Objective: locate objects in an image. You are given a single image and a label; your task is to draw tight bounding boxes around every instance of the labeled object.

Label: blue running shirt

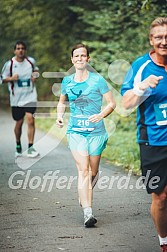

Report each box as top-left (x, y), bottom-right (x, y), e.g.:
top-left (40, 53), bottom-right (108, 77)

top-left (61, 71), bottom-right (110, 136)
top-left (121, 52), bottom-right (167, 146)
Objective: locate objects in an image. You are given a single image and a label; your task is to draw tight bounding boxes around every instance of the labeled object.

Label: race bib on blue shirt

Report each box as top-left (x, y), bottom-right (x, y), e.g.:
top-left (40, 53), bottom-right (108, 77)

top-left (71, 115), bottom-right (95, 132)
top-left (154, 103), bottom-right (167, 125)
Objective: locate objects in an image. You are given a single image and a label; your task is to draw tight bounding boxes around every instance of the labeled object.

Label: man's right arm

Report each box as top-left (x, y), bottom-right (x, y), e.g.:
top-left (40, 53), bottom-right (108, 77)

top-left (2, 75), bottom-right (19, 83)
top-left (122, 75), bottom-right (163, 109)
top-left (1, 61), bottom-right (19, 83)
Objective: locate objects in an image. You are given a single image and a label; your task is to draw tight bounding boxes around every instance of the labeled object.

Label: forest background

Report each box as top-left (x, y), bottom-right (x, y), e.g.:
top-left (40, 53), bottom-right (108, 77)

top-left (0, 0), bottom-right (167, 174)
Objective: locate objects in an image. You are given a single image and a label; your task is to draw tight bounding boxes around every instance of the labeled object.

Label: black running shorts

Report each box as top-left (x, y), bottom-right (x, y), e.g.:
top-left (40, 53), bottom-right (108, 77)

top-left (139, 144), bottom-right (167, 194)
top-left (11, 102), bottom-right (36, 121)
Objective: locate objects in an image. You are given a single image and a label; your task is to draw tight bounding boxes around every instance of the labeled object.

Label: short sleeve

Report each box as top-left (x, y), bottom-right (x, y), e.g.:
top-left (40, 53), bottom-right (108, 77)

top-left (121, 65), bottom-right (134, 96)
top-left (61, 76), bottom-right (69, 95)
top-left (28, 57), bottom-right (39, 71)
top-left (98, 75), bottom-right (110, 94)
top-left (121, 54), bottom-right (149, 96)
top-left (1, 60), bottom-right (11, 80)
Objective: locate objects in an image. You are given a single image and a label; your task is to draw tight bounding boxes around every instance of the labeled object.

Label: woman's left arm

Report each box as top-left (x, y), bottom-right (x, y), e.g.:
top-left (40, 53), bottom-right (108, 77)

top-left (89, 91), bottom-right (116, 123)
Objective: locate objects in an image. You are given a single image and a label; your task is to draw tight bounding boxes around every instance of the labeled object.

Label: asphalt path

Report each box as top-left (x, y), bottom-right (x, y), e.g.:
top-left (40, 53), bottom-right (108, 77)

top-left (0, 109), bottom-right (160, 252)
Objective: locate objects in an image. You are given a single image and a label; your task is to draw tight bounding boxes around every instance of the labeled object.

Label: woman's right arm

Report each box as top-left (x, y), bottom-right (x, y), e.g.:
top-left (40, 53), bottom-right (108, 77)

top-left (56, 94), bottom-right (67, 128)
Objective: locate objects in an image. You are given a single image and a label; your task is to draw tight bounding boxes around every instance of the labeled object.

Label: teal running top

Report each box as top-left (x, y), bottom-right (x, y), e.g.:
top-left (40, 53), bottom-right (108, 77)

top-left (61, 71), bottom-right (110, 136)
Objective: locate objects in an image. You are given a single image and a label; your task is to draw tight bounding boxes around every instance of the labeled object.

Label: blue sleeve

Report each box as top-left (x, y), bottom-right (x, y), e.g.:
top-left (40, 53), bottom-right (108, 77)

top-left (121, 65), bottom-right (134, 96)
top-left (61, 77), bottom-right (67, 95)
top-left (98, 75), bottom-right (110, 94)
top-left (61, 76), bottom-right (72, 95)
top-left (121, 54), bottom-right (149, 96)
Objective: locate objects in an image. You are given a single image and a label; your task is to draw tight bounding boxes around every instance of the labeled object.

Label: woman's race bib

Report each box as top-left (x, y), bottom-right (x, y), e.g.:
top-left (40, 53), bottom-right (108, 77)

top-left (71, 115), bottom-right (95, 132)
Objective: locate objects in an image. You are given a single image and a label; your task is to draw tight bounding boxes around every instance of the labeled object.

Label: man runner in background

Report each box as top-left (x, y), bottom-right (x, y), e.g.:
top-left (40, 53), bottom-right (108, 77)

top-left (2, 40), bottom-right (39, 158)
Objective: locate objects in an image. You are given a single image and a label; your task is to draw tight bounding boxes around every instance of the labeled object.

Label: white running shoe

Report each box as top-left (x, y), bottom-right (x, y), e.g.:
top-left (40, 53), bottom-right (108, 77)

top-left (27, 147), bottom-right (39, 158)
top-left (15, 151), bottom-right (22, 158)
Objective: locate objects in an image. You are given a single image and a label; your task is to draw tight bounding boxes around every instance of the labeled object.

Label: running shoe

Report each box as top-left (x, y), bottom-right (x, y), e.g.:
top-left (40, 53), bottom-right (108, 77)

top-left (27, 147), bottom-right (39, 158)
top-left (15, 145), bottom-right (22, 157)
top-left (161, 244), bottom-right (167, 252)
top-left (84, 214), bottom-right (97, 228)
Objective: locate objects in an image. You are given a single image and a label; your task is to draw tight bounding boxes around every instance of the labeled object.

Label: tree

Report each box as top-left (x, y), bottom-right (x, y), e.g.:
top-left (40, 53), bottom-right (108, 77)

top-left (0, 0), bottom-right (166, 102)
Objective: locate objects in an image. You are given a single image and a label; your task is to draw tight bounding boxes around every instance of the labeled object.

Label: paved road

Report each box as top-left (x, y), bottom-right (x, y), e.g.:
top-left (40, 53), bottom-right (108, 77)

top-left (0, 110), bottom-right (160, 252)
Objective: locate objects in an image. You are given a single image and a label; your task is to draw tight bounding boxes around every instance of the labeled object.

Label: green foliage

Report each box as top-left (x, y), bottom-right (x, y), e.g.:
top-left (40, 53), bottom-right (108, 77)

top-left (0, 0), bottom-right (166, 171)
top-left (0, 0), bottom-right (166, 74)
top-left (103, 129), bottom-right (140, 175)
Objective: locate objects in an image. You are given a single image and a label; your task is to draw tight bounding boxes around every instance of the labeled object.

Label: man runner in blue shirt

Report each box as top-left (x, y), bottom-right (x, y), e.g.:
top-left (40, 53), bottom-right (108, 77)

top-left (121, 17), bottom-right (167, 252)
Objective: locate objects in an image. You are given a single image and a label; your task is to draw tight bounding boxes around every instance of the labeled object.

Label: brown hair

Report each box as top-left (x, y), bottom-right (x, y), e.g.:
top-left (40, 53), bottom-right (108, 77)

top-left (14, 40), bottom-right (27, 50)
top-left (149, 17), bottom-right (167, 36)
top-left (71, 43), bottom-right (90, 57)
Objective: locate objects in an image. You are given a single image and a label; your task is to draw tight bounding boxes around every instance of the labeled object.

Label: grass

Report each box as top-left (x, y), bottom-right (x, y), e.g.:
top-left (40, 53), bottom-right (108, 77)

top-left (102, 130), bottom-right (140, 175)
